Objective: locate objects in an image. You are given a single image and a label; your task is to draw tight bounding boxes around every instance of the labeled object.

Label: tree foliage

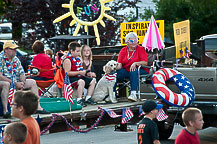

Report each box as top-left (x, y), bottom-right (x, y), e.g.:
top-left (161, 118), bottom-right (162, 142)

top-left (2, 0), bottom-right (141, 51)
top-left (140, 0), bottom-right (217, 42)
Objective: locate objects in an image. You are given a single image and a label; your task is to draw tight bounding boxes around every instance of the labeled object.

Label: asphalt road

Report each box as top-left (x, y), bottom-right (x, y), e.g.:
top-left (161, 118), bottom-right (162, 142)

top-left (41, 124), bottom-right (217, 144)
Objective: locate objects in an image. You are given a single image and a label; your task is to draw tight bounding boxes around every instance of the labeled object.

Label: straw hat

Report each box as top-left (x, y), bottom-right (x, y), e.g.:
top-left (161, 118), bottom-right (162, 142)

top-left (3, 40), bottom-right (19, 49)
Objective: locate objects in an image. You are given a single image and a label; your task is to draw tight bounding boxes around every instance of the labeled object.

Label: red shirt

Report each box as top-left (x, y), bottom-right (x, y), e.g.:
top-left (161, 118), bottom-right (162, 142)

top-left (32, 53), bottom-right (54, 79)
top-left (66, 56), bottom-right (83, 77)
top-left (175, 128), bottom-right (200, 144)
top-left (118, 45), bottom-right (148, 72)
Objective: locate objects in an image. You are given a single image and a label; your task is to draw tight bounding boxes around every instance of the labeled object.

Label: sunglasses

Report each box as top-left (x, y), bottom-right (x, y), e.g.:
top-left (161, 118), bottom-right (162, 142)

top-left (128, 39), bottom-right (137, 44)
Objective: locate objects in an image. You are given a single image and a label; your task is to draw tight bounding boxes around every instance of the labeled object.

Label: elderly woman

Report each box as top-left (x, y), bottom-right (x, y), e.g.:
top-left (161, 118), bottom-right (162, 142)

top-left (31, 40), bottom-right (54, 80)
top-left (115, 32), bottom-right (149, 102)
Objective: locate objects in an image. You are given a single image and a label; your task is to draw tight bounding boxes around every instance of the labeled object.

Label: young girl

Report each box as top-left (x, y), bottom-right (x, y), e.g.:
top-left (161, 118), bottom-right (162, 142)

top-left (81, 45), bottom-right (96, 78)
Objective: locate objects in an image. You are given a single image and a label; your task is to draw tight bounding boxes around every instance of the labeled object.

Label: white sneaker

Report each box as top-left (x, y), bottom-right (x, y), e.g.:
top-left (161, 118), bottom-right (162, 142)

top-left (128, 93), bottom-right (137, 102)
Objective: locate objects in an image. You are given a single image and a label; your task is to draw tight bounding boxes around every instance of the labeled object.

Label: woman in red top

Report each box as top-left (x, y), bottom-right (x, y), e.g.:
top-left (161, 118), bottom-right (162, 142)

top-left (115, 32), bottom-right (148, 102)
top-left (31, 40), bottom-right (54, 80)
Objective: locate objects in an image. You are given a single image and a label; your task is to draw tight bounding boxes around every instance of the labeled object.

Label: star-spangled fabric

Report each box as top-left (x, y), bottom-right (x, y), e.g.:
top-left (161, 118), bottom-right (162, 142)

top-left (64, 72), bottom-right (74, 104)
top-left (152, 68), bottom-right (195, 107)
top-left (156, 108), bottom-right (168, 121)
top-left (102, 107), bottom-right (121, 118)
top-left (8, 80), bottom-right (16, 105)
top-left (121, 107), bottom-right (134, 124)
top-left (171, 74), bottom-right (195, 102)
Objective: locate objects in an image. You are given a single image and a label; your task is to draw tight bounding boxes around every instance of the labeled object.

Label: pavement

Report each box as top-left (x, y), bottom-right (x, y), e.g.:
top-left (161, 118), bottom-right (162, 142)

top-left (41, 124), bottom-right (217, 144)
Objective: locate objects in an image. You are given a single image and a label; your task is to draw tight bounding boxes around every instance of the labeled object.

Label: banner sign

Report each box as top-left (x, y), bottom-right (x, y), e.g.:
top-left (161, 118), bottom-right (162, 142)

top-left (120, 20), bottom-right (164, 45)
top-left (173, 20), bottom-right (190, 58)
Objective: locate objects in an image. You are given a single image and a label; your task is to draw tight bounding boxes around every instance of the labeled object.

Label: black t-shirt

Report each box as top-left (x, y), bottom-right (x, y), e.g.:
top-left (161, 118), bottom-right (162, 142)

top-left (137, 117), bottom-right (159, 144)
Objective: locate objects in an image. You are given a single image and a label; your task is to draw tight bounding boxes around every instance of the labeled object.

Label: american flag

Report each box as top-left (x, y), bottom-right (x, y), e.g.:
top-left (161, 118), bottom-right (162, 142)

top-left (156, 108), bottom-right (168, 121)
top-left (102, 107), bottom-right (121, 118)
top-left (138, 106), bottom-right (145, 117)
top-left (8, 80), bottom-right (16, 105)
top-left (64, 72), bottom-right (74, 104)
top-left (121, 107), bottom-right (134, 124)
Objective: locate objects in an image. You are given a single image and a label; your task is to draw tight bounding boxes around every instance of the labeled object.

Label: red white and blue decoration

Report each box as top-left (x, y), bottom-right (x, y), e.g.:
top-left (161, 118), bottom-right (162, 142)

top-left (138, 106), bottom-right (145, 117)
top-left (8, 80), bottom-right (16, 105)
top-left (152, 68), bottom-right (195, 107)
top-left (156, 108), bottom-right (168, 121)
top-left (121, 107), bottom-right (134, 124)
top-left (102, 107), bottom-right (121, 118)
top-left (64, 72), bottom-right (74, 104)
top-left (104, 72), bottom-right (117, 82)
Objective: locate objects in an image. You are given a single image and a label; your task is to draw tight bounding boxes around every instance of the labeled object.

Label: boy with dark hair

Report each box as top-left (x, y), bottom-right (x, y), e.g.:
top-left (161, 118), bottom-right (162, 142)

top-left (3, 122), bottom-right (27, 144)
top-left (137, 100), bottom-right (163, 144)
top-left (175, 107), bottom-right (204, 144)
top-left (11, 90), bottom-right (40, 144)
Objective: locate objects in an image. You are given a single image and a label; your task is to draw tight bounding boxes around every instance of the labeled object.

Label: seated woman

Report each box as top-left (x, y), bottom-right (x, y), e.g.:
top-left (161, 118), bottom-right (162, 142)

top-left (114, 32), bottom-right (149, 102)
top-left (80, 45), bottom-right (96, 78)
top-left (30, 40), bottom-right (54, 80)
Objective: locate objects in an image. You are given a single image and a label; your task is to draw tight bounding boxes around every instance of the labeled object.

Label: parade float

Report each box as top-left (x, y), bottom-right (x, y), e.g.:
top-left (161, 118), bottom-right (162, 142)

top-left (0, 0), bottom-right (217, 141)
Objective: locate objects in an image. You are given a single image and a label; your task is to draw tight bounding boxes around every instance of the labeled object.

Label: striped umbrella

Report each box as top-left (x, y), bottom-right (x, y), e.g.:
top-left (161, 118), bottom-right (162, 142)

top-left (142, 15), bottom-right (165, 52)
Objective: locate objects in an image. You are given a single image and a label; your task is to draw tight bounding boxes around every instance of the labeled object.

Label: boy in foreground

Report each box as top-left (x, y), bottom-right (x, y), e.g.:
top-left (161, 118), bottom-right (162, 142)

top-left (175, 107), bottom-right (204, 144)
top-left (11, 90), bottom-right (40, 144)
top-left (3, 122), bottom-right (27, 144)
top-left (137, 100), bottom-right (163, 144)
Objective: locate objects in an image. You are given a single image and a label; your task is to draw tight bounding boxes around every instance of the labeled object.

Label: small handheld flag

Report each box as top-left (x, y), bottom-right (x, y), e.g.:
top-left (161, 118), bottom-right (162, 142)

top-left (156, 108), bottom-right (168, 121)
top-left (102, 107), bottom-right (121, 118)
top-left (121, 107), bottom-right (134, 124)
top-left (138, 106), bottom-right (145, 117)
top-left (64, 72), bottom-right (74, 104)
top-left (8, 80), bottom-right (16, 105)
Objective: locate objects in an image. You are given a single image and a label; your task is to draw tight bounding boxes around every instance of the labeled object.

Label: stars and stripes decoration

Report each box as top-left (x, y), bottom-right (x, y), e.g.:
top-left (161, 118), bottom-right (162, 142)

top-left (104, 72), bottom-right (117, 82)
top-left (64, 72), bottom-right (74, 104)
top-left (121, 107), bottom-right (134, 124)
top-left (8, 80), bottom-right (16, 105)
top-left (101, 107), bottom-right (121, 118)
top-left (152, 68), bottom-right (195, 107)
top-left (156, 108), bottom-right (168, 121)
top-left (138, 106), bottom-right (145, 117)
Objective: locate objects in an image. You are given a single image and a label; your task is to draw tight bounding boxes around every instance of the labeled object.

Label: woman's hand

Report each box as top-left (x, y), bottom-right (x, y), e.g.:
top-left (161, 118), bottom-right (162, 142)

top-left (130, 62), bottom-right (137, 71)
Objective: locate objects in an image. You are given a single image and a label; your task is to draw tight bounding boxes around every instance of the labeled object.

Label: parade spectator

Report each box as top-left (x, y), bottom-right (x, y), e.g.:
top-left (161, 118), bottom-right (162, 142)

top-left (63, 41), bottom-right (96, 107)
top-left (81, 45), bottom-right (96, 78)
top-left (114, 32), bottom-right (148, 102)
top-left (0, 41), bottom-right (47, 118)
top-left (11, 90), bottom-right (41, 144)
top-left (3, 122), bottom-right (27, 144)
top-left (137, 100), bottom-right (162, 144)
top-left (175, 107), bottom-right (204, 144)
top-left (30, 40), bottom-right (54, 81)
top-left (45, 48), bottom-right (53, 59)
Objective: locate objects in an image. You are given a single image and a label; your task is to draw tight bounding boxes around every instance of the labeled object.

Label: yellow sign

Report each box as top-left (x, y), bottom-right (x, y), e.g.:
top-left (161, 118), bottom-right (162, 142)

top-left (173, 20), bottom-right (190, 59)
top-left (120, 20), bottom-right (164, 45)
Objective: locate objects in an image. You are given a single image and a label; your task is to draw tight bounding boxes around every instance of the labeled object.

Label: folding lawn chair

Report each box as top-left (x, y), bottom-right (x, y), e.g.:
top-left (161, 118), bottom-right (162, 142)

top-left (28, 65), bottom-right (57, 97)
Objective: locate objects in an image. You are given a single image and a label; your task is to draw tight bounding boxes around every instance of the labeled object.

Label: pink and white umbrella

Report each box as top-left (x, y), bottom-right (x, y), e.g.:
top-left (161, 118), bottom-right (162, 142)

top-left (142, 15), bottom-right (165, 52)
